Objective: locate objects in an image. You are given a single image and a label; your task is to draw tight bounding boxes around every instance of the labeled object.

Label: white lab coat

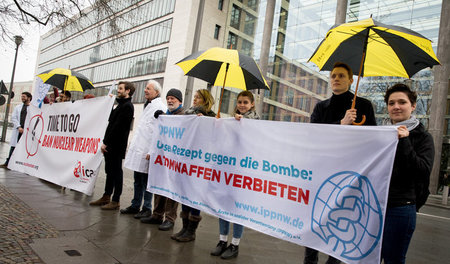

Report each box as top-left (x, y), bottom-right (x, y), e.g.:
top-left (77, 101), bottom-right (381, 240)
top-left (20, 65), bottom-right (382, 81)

top-left (124, 97), bottom-right (167, 173)
top-left (10, 104), bottom-right (25, 147)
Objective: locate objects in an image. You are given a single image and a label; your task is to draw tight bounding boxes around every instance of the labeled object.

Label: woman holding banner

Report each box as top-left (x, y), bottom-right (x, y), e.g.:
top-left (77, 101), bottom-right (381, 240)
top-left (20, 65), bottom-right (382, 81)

top-left (210, 91), bottom-right (259, 259)
top-left (381, 83), bottom-right (434, 264)
top-left (171, 89), bottom-right (215, 242)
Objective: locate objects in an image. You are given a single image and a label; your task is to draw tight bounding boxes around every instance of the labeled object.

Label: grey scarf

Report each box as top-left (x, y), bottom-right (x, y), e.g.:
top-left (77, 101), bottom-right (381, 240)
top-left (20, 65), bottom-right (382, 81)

top-left (384, 115), bottom-right (420, 131)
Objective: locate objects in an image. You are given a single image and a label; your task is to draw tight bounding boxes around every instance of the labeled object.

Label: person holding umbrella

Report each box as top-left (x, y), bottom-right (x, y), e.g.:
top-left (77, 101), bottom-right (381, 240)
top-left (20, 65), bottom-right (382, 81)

top-left (184, 89), bottom-right (215, 117)
top-left (381, 83), bottom-right (434, 264)
top-left (304, 62), bottom-right (376, 264)
top-left (171, 89), bottom-right (215, 243)
top-left (310, 62), bottom-right (376, 126)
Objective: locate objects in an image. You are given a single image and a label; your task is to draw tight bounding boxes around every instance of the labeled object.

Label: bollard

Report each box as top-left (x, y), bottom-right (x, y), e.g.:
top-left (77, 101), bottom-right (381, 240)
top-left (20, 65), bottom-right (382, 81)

top-left (442, 186), bottom-right (449, 205)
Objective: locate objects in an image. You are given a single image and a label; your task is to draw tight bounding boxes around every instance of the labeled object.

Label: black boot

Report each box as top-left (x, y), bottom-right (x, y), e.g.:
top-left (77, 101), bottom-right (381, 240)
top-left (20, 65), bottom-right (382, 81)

top-left (221, 244), bottom-right (239, 259)
top-left (210, 240), bottom-right (228, 256)
top-left (176, 215), bottom-right (201, 242)
top-left (171, 211), bottom-right (189, 240)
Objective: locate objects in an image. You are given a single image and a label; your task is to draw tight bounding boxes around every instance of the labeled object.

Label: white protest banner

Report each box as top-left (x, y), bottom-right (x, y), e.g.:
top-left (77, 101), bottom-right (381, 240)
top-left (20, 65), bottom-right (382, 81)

top-left (148, 115), bottom-right (398, 264)
top-left (9, 96), bottom-right (115, 195)
top-left (31, 77), bottom-right (51, 108)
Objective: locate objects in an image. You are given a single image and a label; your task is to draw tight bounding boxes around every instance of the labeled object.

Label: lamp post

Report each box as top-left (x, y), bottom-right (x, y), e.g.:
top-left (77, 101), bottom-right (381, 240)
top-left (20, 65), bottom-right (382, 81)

top-left (1, 35), bottom-right (23, 142)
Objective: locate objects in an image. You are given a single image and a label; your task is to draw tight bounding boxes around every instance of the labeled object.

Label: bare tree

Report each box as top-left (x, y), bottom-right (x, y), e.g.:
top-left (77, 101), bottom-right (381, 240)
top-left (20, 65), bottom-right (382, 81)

top-left (0, 0), bottom-right (124, 48)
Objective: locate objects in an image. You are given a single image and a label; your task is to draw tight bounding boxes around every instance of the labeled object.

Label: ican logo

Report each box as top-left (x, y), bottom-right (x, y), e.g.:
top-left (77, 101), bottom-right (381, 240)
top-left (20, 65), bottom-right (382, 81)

top-left (73, 161), bottom-right (95, 183)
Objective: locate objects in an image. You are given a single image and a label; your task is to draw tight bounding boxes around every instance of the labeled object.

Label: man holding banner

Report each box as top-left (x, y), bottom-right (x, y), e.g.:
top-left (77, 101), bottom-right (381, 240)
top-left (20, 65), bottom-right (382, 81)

top-left (121, 80), bottom-right (167, 218)
top-left (90, 81), bottom-right (135, 210)
top-left (304, 62), bottom-right (376, 264)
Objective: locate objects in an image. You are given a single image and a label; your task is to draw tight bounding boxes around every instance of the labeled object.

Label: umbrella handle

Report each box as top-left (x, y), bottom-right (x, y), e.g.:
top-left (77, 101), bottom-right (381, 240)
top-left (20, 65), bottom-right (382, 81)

top-left (352, 115), bottom-right (366, 126)
top-left (216, 63), bottom-right (230, 118)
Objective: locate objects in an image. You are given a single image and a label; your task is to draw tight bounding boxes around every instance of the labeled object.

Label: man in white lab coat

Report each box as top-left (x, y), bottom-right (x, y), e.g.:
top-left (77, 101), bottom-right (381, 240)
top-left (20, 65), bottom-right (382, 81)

top-left (120, 80), bottom-right (167, 219)
top-left (1, 92), bottom-right (32, 168)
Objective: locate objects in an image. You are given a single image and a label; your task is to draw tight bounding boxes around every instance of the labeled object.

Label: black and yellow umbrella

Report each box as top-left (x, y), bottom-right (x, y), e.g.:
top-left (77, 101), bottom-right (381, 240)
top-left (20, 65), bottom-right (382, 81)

top-left (309, 18), bottom-right (440, 124)
top-left (37, 68), bottom-right (94, 92)
top-left (176, 47), bottom-right (269, 117)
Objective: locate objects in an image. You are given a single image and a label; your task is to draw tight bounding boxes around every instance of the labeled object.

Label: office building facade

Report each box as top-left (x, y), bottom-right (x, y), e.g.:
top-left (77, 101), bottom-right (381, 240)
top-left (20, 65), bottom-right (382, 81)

top-left (36, 0), bottom-right (447, 190)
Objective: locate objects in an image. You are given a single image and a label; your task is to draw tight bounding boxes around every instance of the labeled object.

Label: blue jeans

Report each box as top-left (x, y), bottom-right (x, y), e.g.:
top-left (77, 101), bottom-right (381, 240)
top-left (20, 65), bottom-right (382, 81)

top-left (130, 171), bottom-right (152, 211)
top-left (381, 204), bottom-right (416, 264)
top-left (219, 218), bottom-right (243, 238)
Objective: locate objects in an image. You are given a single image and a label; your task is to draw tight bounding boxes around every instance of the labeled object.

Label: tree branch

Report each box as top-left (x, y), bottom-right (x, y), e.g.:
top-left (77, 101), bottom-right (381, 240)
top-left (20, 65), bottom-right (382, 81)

top-left (13, 0), bottom-right (56, 26)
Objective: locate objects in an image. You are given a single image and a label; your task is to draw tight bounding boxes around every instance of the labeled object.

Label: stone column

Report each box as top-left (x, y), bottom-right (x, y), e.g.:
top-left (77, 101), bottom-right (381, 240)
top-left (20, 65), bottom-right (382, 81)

top-left (255, 0), bottom-right (275, 115)
top-left (335, 0), bottom-right (348, 24)
top-left (429, 0), bottom-right (450, 194)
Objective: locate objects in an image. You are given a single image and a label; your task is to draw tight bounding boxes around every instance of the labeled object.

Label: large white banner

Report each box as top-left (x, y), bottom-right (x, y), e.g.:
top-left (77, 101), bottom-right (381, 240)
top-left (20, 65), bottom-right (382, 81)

top-left (9, 96), bottom-right (115, 195)
top-left (148, 115), bottom-right (399, 264)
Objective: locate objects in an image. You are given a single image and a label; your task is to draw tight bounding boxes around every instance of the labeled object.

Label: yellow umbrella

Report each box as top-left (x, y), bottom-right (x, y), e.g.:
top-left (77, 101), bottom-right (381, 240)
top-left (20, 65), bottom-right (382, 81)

top-left (176, 47), bottom-right (269, 117)
top-left (309, 18), bottom-right (439, 124)
top-left (37, 68), bottom-right (94, 92)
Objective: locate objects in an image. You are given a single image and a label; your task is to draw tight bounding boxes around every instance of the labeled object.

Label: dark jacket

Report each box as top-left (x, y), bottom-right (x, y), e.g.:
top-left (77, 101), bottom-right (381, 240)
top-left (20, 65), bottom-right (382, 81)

top-left (387, 123), bottom-right (434, 208)
top-left (103, 97), bottom-right (134, 158)
top-left (185, 106), bottom-right (216, 117)
top-left (311, 90), bottom-right (376, 125)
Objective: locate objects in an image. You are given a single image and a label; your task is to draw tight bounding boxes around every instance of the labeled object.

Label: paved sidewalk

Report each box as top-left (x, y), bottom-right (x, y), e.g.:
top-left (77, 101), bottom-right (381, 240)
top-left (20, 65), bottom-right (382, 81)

top-left (0, 184), bottom-right (58, 263)
top-left (0, 141), bottom-right (450, 263)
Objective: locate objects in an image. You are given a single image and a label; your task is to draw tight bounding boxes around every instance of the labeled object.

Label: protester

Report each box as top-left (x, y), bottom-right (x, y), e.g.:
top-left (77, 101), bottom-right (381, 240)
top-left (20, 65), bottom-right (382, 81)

top-left (146, 88), bottom-right (184, 231)
top-left (381, 83), bottom-right (434, 264)
top-left (210, 91), bottom-right (259, 259)
top-left (59, 90), bottom-right (72, 102)
top-left (304, 62), bottom-right (376, 264)
top-left (89, 81), bottom-right (135, 210)
top-left (44, 87), bottom-right (59, 104)
top-left (0, 92), bottom-right (32, 168)
top-left (121, 80), bottom-right (166, 219)
top-left (171, 89), bottom-right (215, 242)
top-left (184, 89), bottom-right (215, 117)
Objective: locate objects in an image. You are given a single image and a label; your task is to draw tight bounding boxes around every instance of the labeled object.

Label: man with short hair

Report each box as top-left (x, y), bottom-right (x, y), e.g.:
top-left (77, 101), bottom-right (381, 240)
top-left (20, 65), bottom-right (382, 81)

top-left (121, 80), bottom-right (167, 219)
top-left (1, 92), bottom-right (32, 168)
top-left (59, 90), bottom-right (71, 102)
top-left (90, 81), bottom-right (135, 210)
top-left (142, 88), bottom-right (184, 230)
top-left (304, 62), bottom-right (376, 264)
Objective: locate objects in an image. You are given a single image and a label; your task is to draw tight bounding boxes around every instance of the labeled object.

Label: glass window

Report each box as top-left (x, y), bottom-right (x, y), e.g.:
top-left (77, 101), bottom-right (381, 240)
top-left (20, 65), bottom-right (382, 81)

top-left (230, 5), bottom-right (241, 30)
top-left (227, 33), bottom-right (237, 49)
top-left (247, 0), bottom-right (259, 11)
top-left (241, 39), bottom-right (253, 56)
top-left (218, 0), bottom-right (224, 10)
top-left (244, 12), bottom-right (256, 36)
top-left (214, 25), bottom-right (221, 39)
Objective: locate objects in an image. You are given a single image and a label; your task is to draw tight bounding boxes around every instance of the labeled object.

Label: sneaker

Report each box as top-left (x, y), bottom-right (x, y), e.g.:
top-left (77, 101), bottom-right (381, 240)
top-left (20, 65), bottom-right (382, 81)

top-left (101, 201), bottom-right (120, 210)
top-left (221, 244), bottom-right (239, 259)
top-left (158, 220), bottom-right (174, 231)
top-left (210, 241), bottom-right (228, 256)
top-left (134, 209), bottom-right (152, 219)
top-left (140, 216), bottom-right (163, 224)
top-left (0, 163), bottom-right (8, 169)
top-left (120, 206), bottom-right (140, 214)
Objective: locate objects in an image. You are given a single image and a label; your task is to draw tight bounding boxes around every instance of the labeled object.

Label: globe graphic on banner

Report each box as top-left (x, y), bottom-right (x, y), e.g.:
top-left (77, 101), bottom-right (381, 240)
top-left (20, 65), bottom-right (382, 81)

top-left (311, 171), bottom-right (383, 261)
